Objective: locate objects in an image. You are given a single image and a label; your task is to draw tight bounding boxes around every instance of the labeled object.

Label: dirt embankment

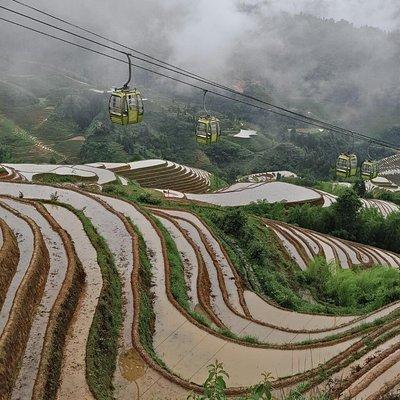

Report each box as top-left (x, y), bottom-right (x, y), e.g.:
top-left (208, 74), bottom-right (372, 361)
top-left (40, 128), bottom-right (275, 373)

top-left (31, 202), bottom-right (85, 400)
top-left (0, 219), bottom-right (20, 309)
top-left (0, 203), bottom-right (50, 399)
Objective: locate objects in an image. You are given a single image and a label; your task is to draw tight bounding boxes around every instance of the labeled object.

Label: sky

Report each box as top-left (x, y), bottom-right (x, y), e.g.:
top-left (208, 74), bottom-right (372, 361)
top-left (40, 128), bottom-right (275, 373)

top-left (1, 0), bottom-right (399, 118)
top-left (245, 0), bottom-right (400, 31)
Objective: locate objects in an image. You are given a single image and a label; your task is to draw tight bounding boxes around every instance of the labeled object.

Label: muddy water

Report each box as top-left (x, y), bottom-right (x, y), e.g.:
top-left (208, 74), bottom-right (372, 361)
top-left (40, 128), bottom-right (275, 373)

top-left (153, 215), bottom-right (199, 308)
top-left (355, 246), bottom-right (373, 264)
top-left (93, 195), bottom-right (191, 399)
top-left (0, 184), bottom-right (138, 399)
top-left (278, 226), bottom-right (314, 260)
top-left (0, 202), bottom-right (34, 335)
top-left (267, 224), bottom-right (307, 269)
top-left (281, 225), bottom-right (320, 260)
top-left (0, 184), bottom-right (394, 392)
top-left (312, 233), bottom-right (350, 268)
top-left (94, 198), bottom-right (365, 387)
top-left (94, 195), bottom-right (176, 347)
top-left (343, 347), bottom-right (400, 400)
top-left (45, 205), bottom-right (102, 400)
top-left (0, 183), bottom-right (134, 348)
top-left (290, 228), bottom-right (320, 256)
top-left (1, 199), bottom-right (68, 400)
top-left (367, 246), bottom-right (400, 268)
top-left (329, 236), bottom-right (361, 266)
top-left (305, 231), bottom-right (335, 263)
top-left (159, 215), bottom-right (399, 335)
top-left (172, 327), bottom-right (357, 387)
top-left (244, 290), bottom-right (357, 332)
top-left (159, 214), bottom-right (346, 343)
top-left (156, 210), bottom-right (244, 315)
top-left (362, 246), bottom-right (388, 266)
top-left (186, 182), bottom-right (320, 206)
top-left (326, 332), bottom-right (400, 392)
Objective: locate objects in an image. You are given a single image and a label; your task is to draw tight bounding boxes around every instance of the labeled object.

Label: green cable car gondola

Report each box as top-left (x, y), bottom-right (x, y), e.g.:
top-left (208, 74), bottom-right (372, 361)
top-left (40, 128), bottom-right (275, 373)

top-left (109, 54), bottom-right (144, 125)
top-left (196, 90), bottom-right (221, 145)
top-left (361, 160), bottom-right (379, 180)
top-left (196, 116), bottom-right (221, 145)
top-left (336, 153), bottom-right (358, 178)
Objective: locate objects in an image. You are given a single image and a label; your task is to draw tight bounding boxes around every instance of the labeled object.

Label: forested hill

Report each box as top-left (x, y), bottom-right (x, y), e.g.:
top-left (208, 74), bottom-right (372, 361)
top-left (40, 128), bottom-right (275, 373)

top-left (0, 12), bottom-right (398, 182)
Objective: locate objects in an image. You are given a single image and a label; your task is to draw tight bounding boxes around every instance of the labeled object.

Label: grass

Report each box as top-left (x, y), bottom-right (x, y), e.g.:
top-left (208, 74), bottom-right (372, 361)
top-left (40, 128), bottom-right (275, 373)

top-left (208, 174), bottom-right (228, 191)
top-left (32, 113), bottom-right (80, 144)
top-left (281, 176), bottom-right (350, 196)
top-left (103, 181), bottom-right (163, 206)
top-left (151, 214), bottom-right (191, 311)
top-left (62, 206), bottom-right (122, 400)
top-left (302, 257), bottom-right (400, 314)
top-left (133, 223), bottom-right (167, 368)
top-left (33, 174), bottom-right (80, 184)
top-left (313, 181), bottom-right (350, 196)
top-left (192, 206), bottom-right (400, 316)
top-left (42, 241), bottom-right (85, 400)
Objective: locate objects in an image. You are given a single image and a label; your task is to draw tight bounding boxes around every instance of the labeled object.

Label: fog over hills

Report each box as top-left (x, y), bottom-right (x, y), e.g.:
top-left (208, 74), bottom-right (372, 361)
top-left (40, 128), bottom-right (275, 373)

top-left (2, 0), bottom-right (400, 132)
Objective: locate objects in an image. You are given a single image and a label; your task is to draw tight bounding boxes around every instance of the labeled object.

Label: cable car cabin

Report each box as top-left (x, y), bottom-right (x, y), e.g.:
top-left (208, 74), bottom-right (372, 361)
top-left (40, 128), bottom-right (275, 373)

top-left (336, 153), bottom-right (358, 178)
top-left (196, 116), bottom-right (221, 145)
top-left (361, 160), bottom-right (379, 180)
top-left (109, 89), bottom-right (143, 125)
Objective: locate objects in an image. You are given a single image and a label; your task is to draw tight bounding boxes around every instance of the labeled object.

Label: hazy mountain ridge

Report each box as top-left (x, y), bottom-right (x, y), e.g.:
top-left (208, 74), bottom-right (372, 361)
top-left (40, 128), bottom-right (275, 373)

top-left (0, 11), bottom-right (398, 180)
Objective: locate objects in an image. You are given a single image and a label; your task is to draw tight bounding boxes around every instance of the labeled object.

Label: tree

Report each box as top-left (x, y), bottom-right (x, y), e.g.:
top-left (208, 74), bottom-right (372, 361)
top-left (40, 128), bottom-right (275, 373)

top-left (331, 189), bottom-right (362, 239)
top-left (353, 178), bottom-right (366, 198)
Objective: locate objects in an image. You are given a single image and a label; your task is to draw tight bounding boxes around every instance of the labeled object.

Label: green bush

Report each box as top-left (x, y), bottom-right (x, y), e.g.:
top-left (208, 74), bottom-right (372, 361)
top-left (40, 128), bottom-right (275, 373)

top-left (304, 257), bottom-right (400, 313)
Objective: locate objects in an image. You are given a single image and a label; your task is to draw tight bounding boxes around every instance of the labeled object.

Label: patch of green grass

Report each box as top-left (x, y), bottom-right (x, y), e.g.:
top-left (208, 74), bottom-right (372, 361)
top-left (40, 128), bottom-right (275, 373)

top-left (103, 181), bottom-right (163, 206)
top-left (32, 113), bottom-right (80, 143)
top-left (150, 213), bottom-right (217, 329)
top-left (152, 215), bottom-right (191, 310)
top-left (133, 224), bottom-right (167, 368)
top-left (302, 257), bottom-right (400, 314)
top-left (59, 205), bottom-right (122, 400)
top-left (42, 243), bottom-right (85, 400)
top-left (208, 174), bottom-right (228, 191)
top-left (33, 174), bottom-right (80, 184)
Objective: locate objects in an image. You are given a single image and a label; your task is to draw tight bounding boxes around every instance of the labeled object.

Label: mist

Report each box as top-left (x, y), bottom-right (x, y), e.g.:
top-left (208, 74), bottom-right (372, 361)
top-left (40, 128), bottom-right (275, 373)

top-left (1, 0), bottom-right (400, 131)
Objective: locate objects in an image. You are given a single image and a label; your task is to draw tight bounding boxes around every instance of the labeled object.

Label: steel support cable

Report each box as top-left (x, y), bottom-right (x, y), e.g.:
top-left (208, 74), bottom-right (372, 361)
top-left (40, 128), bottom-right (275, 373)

top-left (0, 15), bottom-right (399, 151)
top-left (5, 0), bottom-right (400, 145)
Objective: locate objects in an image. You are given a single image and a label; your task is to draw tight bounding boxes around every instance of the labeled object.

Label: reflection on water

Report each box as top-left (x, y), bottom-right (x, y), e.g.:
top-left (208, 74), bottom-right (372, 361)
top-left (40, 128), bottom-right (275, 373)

top-left (119, 348), bottom-right (147, 382)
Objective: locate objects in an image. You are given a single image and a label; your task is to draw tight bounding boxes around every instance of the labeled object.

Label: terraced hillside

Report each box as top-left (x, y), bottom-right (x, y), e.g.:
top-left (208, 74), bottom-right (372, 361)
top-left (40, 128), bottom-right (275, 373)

top-left (89, 160), bottom-right (212, 193)
top-left (0, 173), bottom-right (399, 400)
top-left (379, 154), bottom-right (400, 186)
top-left (1, 159), bottom-right (212, 193)
top-left (317, 189), bottom-right (399, 217)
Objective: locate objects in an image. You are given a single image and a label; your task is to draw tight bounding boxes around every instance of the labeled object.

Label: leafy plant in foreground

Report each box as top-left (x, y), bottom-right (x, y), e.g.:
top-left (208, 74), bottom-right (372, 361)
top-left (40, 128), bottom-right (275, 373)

top-left (188, 361), bottom-right (273, 400)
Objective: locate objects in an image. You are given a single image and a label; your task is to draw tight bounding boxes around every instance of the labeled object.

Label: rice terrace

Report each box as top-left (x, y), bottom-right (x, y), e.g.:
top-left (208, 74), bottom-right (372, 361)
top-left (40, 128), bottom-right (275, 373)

top-left (1, 1), bottom-right (400, 399)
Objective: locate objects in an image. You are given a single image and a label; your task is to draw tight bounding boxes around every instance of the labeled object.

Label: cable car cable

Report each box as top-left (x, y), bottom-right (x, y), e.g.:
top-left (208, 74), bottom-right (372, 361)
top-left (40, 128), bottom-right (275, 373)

top-left (1, 15), bottom-right (399, 151)
top-left (7, 0), bottom-right (208, 81)
top-left (1, 15), bottom-right (397, 150)
top-left (4, 1), bottom-right (397, 145)
top-left (2, 3), bottom-right (400, 149)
